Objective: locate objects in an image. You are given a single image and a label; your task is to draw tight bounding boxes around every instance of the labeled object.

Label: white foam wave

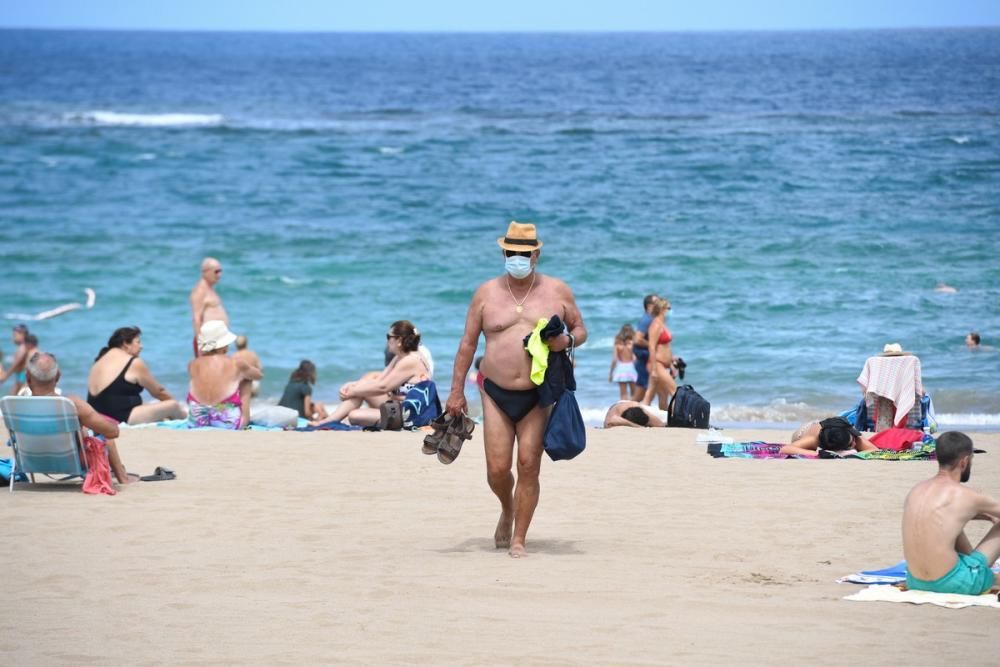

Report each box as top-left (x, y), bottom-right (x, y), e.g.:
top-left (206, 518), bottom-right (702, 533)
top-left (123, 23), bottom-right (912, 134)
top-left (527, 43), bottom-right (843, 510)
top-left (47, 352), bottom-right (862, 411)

top-left (71, 111), bottom-right (224, 127)
top-left (134, 152), bottom-right (157, 161)
top-left (279, 276), bottom-right (307, 285)
top-left (378, 146), bottom-right (404, 155)
top-left (949, 136), bottom-right (970, 144)
top-left (711, 399), bottom-right (826, 424)
top-left (935, 413), bottom-right (1000, 426)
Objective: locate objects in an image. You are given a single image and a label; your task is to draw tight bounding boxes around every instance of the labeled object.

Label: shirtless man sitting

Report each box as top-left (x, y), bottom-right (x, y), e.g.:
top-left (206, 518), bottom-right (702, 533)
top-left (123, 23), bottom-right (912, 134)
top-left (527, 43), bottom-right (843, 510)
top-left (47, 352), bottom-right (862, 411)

top-left (902, 431), bottom-right (1000, 595)
top-left (26, 352), bottom-right (134, 484)
top-left (603, 400), bottom-right (665, 428)
top-left (189, 257), bottom-right (229, 357)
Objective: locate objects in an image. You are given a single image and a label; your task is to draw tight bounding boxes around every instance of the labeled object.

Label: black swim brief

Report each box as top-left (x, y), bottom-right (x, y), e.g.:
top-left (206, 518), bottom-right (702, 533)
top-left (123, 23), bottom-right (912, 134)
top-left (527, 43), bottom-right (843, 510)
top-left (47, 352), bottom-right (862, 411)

top-left (482, 378), bottom-right (540, 424)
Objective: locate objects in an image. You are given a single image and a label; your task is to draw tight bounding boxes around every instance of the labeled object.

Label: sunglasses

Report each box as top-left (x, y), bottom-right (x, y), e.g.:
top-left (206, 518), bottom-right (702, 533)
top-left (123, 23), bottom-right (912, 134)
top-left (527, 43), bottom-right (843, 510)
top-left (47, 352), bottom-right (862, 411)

top-left (386, 333), bottom-right (398, 340)
top-left (504, 250), bottom-right (532, 258)
top-left (214, 269), bottom-right (222, 274)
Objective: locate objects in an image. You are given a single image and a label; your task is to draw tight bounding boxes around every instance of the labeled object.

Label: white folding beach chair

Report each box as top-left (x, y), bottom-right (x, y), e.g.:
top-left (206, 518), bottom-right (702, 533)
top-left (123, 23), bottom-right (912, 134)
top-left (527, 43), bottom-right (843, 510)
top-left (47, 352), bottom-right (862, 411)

top-left (1, 396), bottom-right (87, 492)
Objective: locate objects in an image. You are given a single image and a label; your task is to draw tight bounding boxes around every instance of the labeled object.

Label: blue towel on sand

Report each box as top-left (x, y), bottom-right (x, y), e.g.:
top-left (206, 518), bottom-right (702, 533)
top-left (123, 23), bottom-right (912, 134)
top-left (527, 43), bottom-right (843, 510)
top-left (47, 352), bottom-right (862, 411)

top-left (0, 457), bottom-right (28, 484)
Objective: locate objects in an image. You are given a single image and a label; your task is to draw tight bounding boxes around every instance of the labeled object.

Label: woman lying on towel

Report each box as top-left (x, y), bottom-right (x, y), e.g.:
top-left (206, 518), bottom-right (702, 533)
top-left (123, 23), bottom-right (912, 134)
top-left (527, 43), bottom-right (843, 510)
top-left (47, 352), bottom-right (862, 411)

top-left (187, 321), bottom-right (263, 429)
top-left (780, 417), bottom-right (878, 456)
top-left (309, 320), bottom-right (431, 428)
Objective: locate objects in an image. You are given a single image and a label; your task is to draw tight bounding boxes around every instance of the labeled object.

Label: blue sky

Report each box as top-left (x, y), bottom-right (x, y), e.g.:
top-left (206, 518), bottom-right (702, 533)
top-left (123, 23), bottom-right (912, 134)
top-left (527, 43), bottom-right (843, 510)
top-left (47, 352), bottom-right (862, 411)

top-left (2, 0), bottom-right (999, 31)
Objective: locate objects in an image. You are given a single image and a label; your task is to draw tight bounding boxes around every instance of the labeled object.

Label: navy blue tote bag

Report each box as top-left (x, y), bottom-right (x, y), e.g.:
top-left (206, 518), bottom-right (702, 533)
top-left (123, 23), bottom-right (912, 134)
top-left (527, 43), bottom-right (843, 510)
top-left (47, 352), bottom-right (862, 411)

top-left (543, 390), bottom-right (586, 461)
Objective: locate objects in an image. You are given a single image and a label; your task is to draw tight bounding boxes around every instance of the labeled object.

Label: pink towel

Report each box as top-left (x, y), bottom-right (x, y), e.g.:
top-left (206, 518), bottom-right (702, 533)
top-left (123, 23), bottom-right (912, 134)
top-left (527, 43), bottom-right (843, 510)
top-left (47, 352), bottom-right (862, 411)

top-left (870, 427), bottom-right (925, 452)
top-left (82, 436), bottom-right (116, 496)
top-left (857, 355), bottom-right (923, 428)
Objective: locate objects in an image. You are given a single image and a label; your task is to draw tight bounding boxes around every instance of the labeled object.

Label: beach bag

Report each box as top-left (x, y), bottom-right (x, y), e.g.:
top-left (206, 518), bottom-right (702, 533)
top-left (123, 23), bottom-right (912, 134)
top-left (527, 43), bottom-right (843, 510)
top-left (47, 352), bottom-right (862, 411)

top-left (379, 400), bottom-right (403, 431)
top-left (668, 385), bottom-right (710, 429)
top-left (543, 390), bottom-right (586, 461)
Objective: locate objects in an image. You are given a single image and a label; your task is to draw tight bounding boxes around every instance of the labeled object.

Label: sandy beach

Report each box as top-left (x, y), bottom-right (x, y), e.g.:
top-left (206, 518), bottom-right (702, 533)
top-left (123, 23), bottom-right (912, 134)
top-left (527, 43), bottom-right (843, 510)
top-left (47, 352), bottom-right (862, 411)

top-left (2, 425), bottom-right (997, 665)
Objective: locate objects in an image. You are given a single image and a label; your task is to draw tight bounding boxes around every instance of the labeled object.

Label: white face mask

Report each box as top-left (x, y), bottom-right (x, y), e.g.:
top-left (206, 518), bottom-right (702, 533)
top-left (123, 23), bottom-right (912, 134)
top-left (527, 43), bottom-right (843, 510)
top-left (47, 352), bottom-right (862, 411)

top-left (505, 255), bottom-right (532, 279)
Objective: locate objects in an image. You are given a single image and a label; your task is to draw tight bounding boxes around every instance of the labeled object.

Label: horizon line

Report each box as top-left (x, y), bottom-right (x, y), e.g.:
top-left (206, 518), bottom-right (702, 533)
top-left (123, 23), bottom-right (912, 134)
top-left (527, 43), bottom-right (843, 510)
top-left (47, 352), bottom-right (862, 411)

top-left (1, 24), bottom-right (998, 35)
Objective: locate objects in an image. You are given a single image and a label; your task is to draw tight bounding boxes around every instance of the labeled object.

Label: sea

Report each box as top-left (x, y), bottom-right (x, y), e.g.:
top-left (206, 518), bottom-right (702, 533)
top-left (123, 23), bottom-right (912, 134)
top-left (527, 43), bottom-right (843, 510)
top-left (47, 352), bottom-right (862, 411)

top-left (1, 28), bottom-right (998, 429)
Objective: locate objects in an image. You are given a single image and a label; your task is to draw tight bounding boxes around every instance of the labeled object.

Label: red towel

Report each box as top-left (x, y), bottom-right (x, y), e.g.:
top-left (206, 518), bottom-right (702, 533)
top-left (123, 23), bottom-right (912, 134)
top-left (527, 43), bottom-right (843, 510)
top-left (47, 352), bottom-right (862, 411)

top-left (870, 428), bottom-right (924, 452)
top-left (82, 436), bottom-right (116, 496)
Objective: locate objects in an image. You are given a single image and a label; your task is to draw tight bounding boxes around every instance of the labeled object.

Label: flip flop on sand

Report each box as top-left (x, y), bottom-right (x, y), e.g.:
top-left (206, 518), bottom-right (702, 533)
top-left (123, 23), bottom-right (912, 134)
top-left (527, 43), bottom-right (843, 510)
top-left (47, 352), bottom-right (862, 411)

top-left (437, 415), bottom-right (475, 465)
top-left (422, 413), bottom-right (454, 455)
top-left (140, 466), bottom-right (176, 482)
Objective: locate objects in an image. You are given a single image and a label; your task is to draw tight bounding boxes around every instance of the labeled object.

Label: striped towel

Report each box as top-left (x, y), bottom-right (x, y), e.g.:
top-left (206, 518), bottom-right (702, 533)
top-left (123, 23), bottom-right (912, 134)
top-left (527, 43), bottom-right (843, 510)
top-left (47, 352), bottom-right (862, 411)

top-left (856, 355), bottom-right (923, 428)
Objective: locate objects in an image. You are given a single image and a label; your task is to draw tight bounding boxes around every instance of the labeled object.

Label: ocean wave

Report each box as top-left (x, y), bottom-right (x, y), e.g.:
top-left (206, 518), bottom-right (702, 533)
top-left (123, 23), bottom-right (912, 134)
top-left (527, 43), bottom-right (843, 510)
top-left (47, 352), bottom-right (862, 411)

top-left (935, 413), bottom-right (1000, 426)
top-left (68, 111), bottom-right (225, 127)
top-left (948, 136), bottom-right (970, 145)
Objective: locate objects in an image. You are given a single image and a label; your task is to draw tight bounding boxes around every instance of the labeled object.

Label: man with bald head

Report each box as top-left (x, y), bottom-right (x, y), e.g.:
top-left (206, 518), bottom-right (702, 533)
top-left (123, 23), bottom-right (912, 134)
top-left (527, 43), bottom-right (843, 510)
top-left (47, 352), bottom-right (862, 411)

top-left (26, 352), bottom-right (133, 484)
top-left (189, 257), bottom-right (229, 357)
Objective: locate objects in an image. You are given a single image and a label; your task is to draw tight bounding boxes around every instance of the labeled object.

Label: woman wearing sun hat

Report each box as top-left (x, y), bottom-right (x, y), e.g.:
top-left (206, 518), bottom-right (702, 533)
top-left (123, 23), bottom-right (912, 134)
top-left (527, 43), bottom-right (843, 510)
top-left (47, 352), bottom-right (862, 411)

top-left (187, 320), bottom-right (262, 429)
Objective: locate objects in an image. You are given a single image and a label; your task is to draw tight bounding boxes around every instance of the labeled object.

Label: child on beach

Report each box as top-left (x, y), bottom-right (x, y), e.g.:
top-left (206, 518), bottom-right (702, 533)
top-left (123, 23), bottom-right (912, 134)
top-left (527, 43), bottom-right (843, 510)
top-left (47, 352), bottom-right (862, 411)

top-left (609, 324), bottom-right (638, 400)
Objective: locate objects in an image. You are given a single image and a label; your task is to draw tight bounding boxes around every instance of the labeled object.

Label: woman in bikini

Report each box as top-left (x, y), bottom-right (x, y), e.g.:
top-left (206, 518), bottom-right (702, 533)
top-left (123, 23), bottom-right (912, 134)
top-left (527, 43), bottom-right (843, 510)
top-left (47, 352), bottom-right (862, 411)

top-left (87, 326), bottom-right (186, 424)
top-left (309, 320), bottom-right (431, 428)
top-left (641, 297), bottom-right (676, 409)
top-left (187, 320), bottom-right (262, 429)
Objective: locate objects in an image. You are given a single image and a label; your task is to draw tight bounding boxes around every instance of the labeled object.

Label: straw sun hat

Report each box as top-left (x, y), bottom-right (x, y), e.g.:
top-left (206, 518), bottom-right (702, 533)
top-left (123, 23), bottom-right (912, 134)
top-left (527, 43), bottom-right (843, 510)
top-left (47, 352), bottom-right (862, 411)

top-left (198, 320), bottom-right (237, 353)
top-left (881, 343), bottom-right (909, 356)
top-left (497, 221), bottom-right (543, 251)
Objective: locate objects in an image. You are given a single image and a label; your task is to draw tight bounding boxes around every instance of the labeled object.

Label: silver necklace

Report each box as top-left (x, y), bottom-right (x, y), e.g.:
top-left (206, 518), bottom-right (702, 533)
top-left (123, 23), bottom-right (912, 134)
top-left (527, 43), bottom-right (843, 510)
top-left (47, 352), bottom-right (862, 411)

top-left (505, 273), bottom-right (536, 313)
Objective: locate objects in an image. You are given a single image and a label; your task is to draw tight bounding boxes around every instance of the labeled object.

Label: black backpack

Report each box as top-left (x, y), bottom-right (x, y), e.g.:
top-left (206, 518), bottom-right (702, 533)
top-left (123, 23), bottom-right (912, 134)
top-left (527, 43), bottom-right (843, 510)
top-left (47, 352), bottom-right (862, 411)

top-left (668, 385), bottom-right (710, 429)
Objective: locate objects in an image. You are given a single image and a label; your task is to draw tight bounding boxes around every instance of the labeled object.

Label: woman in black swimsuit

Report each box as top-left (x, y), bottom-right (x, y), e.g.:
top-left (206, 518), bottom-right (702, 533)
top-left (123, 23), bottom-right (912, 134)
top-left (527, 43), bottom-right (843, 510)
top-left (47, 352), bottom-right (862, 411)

top-left (87, 326), bottom-right (185, 424)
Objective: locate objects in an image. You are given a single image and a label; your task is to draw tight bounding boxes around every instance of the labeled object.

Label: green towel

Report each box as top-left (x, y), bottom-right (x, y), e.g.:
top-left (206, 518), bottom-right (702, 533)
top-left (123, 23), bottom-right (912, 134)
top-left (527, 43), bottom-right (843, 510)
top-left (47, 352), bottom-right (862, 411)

top-left (525, 318), bottom-right (550, 385)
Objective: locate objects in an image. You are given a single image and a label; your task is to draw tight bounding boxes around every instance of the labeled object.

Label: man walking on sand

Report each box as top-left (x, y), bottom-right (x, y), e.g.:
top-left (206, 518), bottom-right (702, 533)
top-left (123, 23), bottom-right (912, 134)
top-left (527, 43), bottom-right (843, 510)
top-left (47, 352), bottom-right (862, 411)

top-left (446, 221), bottom-right (587, 558)
top-left (189, 257), bottom-right (229, 357)
top-left (902, 431), bottom-right (1000, 595)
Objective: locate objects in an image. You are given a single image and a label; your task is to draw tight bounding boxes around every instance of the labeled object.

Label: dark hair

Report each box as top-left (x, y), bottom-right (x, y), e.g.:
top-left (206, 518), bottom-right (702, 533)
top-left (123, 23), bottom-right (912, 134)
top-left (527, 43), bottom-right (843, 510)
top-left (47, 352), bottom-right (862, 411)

top-left (936, 431), bottom-right (973, 468)
top-left (96, 326), bottom-right (142, 361)
top-left (290, 360), bottom-right (317, 385)
top-left (622, 406), bottom-right (650, 426)
top-left (643, 294), bottom-right (658, 309)
top-left (24, 334), bottom-right (38, 347)
top-left (969, 332), bottom-right (981, 345)
top-left (390, 320), bottom-right (421, 353)
top-left (818, 417), bottom-right (859, 451)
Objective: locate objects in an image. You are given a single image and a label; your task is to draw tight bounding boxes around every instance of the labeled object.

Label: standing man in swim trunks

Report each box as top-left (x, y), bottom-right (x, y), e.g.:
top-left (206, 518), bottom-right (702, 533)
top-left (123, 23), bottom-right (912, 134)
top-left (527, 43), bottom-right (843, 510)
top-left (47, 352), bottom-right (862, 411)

top-left (189, 257), bottom-right (229, 357)
top-left (0, 324), bottom-right (30, 395)
top-left (632, 294), bottom-right (657, 403)
top-left (446, 221), bottom-right (587, 558)
top-left (902, 431), bottom-right (1000, 595)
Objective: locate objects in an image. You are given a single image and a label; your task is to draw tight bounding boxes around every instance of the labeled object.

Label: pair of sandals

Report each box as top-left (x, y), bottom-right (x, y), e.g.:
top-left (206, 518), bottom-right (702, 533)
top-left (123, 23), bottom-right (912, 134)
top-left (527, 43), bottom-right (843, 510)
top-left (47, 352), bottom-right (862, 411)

top-left (422, 413), bottom-right (475, 464)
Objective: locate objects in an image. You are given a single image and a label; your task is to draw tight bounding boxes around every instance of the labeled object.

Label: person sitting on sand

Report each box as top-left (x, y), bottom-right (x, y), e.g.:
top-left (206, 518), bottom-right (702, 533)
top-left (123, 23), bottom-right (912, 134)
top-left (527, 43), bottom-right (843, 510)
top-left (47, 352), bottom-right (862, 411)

top-left (780, 417), bottom-right (878, 456)
top-left (603, 400), bottom-right (665, 428)
top-left (279, 360), bottom-right (328, 420)
top-left (309, 320), bottom-right (430, 427)
top-left (28, 351), bottom-right (135, 484)
top-left (187, 321), bottom-right (262, 429)
top-left (87, 326), bottom-right (186, 424)
top-left (234, 334), bottom-right (262, 397)
top-left (902, 431), bottom-right (1000, 595)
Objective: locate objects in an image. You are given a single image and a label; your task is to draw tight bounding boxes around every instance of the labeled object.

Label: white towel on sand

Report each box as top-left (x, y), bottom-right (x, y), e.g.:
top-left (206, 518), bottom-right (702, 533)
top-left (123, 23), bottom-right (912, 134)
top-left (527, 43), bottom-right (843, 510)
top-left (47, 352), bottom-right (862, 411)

top-left (845, 584), bottom-right (1000, 609)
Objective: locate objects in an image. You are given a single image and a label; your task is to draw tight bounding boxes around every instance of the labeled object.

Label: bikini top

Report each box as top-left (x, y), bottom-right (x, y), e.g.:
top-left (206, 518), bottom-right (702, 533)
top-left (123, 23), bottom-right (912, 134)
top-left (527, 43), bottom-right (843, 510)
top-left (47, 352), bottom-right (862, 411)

top-left (658, 328), bottom-right (673, 345)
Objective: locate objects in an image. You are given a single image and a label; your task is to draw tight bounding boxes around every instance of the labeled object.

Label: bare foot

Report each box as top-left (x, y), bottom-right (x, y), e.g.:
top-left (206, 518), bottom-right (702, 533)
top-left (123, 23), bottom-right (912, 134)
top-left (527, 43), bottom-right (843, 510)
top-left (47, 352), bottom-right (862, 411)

top-left (119, 472), bottom-right (141, 485)
top-left (509, 541), bottom-right (527, 559)
top-left (494, 512), bottom-right (513, 549)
